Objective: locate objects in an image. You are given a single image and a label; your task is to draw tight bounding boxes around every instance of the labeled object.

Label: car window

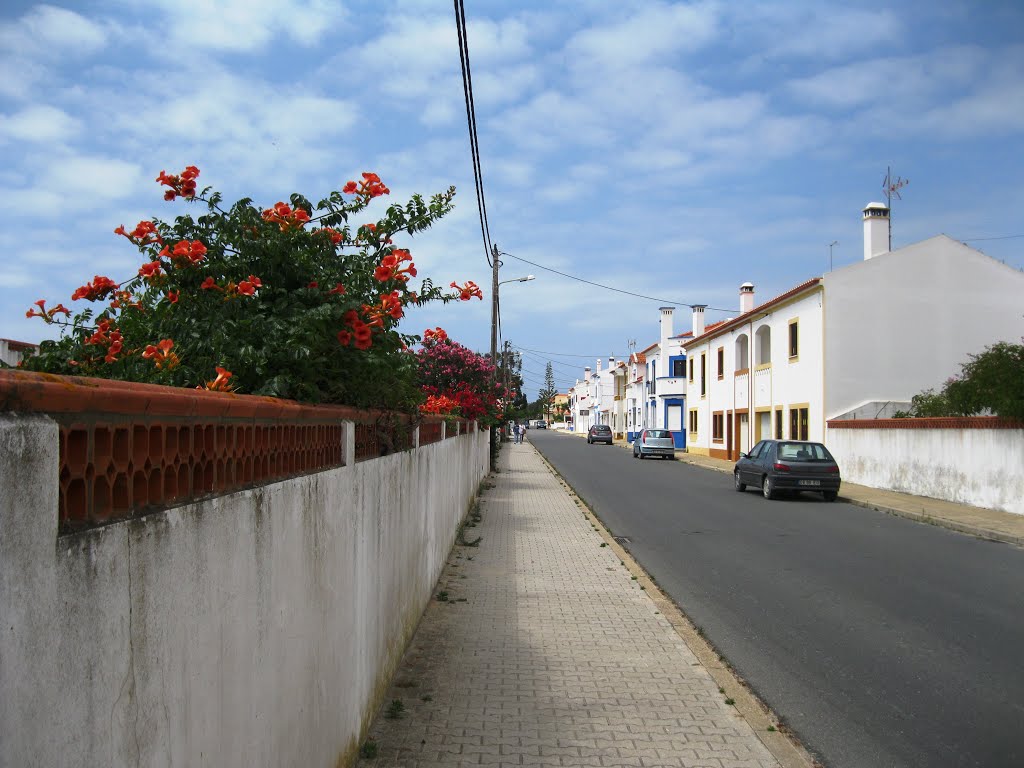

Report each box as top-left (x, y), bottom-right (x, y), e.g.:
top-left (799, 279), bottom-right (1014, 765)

top-left (648, 430), bottom-right (671, 438)
top-left (778, 442), bottom-right (834, 461)
top-left (747, 441), bottom-right (766, 459)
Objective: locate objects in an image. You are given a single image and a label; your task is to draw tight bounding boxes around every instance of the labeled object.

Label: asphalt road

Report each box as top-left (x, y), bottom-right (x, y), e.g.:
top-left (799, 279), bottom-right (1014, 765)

top-left (527, 429), bottom-right (1024, 768)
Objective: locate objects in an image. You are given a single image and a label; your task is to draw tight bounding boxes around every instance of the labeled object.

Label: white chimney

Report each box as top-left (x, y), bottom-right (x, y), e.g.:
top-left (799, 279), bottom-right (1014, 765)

top-left (739, 283), bottom-right (755, 314)
top-left (608, 356), bottom-right (616, 369)
top-left (659, 306), bottom-right (674, 343)
top-left (595, 358), bottom-right (602, 373)
top-left (863, 202), bottom-right (889, 260)
top-left (691, 304), bottom-right (707, 337)
top-left (584, 365), bottom-right (591, 379)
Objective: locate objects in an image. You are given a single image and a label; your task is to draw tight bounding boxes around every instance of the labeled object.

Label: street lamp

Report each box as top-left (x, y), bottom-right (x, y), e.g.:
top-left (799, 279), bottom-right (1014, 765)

top-left (829, 240), bottom-right (838, 272)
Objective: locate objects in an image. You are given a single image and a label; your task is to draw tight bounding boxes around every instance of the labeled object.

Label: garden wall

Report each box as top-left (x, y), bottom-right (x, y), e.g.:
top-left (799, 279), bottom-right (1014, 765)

top-left (826, 416), bottom-right (1024, 516)
top-left (0, 370), bottom-right (489, 768)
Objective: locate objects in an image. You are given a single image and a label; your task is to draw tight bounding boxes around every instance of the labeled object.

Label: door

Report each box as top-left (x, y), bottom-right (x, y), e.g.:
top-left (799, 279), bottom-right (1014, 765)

top-left (739, 413), bottom-right (750, 454)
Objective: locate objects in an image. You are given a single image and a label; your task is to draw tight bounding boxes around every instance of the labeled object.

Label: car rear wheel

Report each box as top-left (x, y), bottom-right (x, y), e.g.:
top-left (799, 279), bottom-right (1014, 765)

top-left (823, 491), bottom-right (838, 502)
top-left (734, 472), bottom-right (746, 492)
top-left (762, 475), bottom-right (776, 500)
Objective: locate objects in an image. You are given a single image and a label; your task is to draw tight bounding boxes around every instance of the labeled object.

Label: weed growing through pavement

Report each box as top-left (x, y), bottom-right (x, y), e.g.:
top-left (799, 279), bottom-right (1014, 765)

top-left (385, 700), bottom-right (405, 719)
top-left (631, 576), bottom-right (638, 580)
top-left (360, 740), bottom-right (378, 758)
top-left (437, 591), bottom-right (449, 602)
top-left (767, 725), bottom-right (777, 732)
top-left (600, 542), bottom-right (607, 547)
top-left (724, 698), bottom-right (735, 706)
top-left (719, 687), bottom-right (724, 693)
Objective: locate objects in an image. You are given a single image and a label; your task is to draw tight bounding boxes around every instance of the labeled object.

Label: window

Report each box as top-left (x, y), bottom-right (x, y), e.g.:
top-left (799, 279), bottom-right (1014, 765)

top-left (748, 441), bottom-right (766, 459)
top-left (735, 334), bottom-right (749, 372)
top-left (672, 358), bottom-right (685, 377)
top-left (788, 319), bottom-right (799, 359)
top-left (774, 409), bottom-right (783, 439)
top-left (755, 325), bottom-right (771, 366)
top-left (789, 406), bottom-right (809, 440)
top-left (688, 409), bottom-right (698, 434)
top-left (688, 358), bottom-right (694, 382)
top-left (716, 347), bottom-right (724, 379)
top-left (712, 411), bottom-right (724, 442)
top-left (700, 353), bottom-right (706, 396)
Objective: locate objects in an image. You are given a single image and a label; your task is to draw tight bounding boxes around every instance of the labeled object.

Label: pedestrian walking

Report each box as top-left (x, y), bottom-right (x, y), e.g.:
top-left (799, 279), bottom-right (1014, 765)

top-left (513, 423), bottom-right (522, 444)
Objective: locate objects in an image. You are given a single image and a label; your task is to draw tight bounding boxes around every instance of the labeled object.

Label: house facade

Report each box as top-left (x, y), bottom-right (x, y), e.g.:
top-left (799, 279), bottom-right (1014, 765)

top-left (0, 338), bottom-right (38, 368)
top-left (684, 202), bottom-right (1024, 460)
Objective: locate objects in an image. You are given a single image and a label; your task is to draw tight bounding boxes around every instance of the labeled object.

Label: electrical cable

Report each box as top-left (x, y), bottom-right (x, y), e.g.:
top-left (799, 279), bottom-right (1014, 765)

top-left (454, 0), bottom-right (494, 267)
top-left (499, 251), bottom-right (735, 313)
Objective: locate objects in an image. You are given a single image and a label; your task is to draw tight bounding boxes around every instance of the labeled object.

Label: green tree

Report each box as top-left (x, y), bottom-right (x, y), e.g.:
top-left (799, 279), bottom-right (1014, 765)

top-left (899, 339), bottom-right (1024, 421)
top-left (537, 361), bottom-right (557, 424)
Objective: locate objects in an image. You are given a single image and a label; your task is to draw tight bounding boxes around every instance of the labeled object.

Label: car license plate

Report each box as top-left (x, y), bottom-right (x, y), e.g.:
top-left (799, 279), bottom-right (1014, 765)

top-left (798, 479), bottom-right (821, 486)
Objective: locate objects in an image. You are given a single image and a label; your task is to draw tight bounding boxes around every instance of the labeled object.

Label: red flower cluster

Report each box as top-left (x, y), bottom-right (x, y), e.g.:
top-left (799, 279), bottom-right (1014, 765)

top-left (450, 280), bottom-right (483, 301)
top-left (262, 202), bottom-right (310, 231)
top-left (423, 327), bottom-right (448, 343)
top-left (138, 261), bottom-right (163, 281)
top-left (142, 338), bottom-right (179, 369)
top-left (161, 239), bottom-right (208, 266)
top-left (374, 248), bottom-right (416, 283)
top-left (315, 227), bottom-right (344, 245)
top-left (156, 165), bottom-right (199, 201)
top-left (72, 275), bottom-right (119, 302)
top-left (198, 366), bottom-right (234, 392)
top-left (110, 290), bottom-right (143, 312)
top-left (114, 220), bottom-right (163, 247)
top-left (84, 319), bottom-right (124, 363)
top-left (420, 394), bottom-right (459, 415)
top-left (25, 299), bottom-right (71, 323)
top-left (200, 275), bottom-right (262, 297)
top-left (362, 291), bottom-right (404, 327)
top-left (342, 172), bottom-right (390, 198)
top-left (338, 309), bottom-right (374, 350)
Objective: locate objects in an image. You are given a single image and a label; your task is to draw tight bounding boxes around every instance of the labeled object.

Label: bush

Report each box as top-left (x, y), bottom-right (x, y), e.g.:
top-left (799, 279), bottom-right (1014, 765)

top-left (21, 166), bottom-right (484, 412)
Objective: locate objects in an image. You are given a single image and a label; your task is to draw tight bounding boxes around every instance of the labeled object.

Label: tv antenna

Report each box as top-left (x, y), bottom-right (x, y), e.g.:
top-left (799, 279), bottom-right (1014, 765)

top-left (882, 166), bottom-right (909, 250)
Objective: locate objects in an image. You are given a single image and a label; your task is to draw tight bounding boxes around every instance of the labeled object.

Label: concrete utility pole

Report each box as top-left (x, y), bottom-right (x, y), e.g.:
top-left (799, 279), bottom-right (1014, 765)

top-left (490, 244), bottom-right (500, 367)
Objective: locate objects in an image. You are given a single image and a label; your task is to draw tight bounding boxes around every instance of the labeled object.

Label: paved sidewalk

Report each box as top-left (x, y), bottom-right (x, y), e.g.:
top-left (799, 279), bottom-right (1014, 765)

top-left (357, 443), bottom-right (796, 768)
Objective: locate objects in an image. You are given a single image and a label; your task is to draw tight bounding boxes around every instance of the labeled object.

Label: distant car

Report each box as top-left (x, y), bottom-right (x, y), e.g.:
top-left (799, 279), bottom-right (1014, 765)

top-left (734, 439), bottom-right (841, 501)
top-left (632, 428), bottom-right (675, 460)
top-left (534, 420), bottom-right (547, 429)
top-left (587, 424), bottom-right (613, 444)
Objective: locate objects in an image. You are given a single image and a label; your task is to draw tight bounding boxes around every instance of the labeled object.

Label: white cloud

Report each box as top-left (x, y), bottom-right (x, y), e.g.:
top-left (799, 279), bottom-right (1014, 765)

top-left (566, 2), bottom-right (719, 66)
top-left (0, 105), bottom-right (81, 144)
top-left (130, 0), bottom-right (346, 52)
top-left (0, 5), bottom-right (108, 57)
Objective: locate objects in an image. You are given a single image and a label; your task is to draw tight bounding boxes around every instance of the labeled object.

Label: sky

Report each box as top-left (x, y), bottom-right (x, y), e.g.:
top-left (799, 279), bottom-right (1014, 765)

top-left (2, 1), bottom-right (1023, 398)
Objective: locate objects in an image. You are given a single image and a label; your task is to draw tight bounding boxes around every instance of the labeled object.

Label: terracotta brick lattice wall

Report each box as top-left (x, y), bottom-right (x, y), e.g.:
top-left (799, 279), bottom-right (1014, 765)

top-left (57, 418), bottom-right (344, 532)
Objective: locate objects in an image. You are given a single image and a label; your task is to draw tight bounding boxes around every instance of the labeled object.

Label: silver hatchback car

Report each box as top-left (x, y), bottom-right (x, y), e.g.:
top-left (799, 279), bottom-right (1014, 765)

top-left (632, 428), bottom-right (675, 460)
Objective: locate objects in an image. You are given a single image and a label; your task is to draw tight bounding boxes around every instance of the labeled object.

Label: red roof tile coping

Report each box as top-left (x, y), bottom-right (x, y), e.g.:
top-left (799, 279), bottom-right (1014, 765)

top-left (827, 416), bottom-right (1023, 430)
top-left (0, 369), bottom-right (455, 426)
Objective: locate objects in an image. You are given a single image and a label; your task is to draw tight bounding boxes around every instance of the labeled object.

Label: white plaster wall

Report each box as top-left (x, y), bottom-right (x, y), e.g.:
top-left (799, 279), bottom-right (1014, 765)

top-left (0, 414), bottom-right (489, 768)
top-left (827, 425), bottom-right (1024, 515)
top-left (824, 235), bottom-right (1024, 420)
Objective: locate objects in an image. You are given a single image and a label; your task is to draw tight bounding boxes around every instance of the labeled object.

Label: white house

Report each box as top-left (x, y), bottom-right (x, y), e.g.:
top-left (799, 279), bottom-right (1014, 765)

top-left (0, 338), bottom-right (38, 368)
top-left (683, 202), bottom-right (1024, 460)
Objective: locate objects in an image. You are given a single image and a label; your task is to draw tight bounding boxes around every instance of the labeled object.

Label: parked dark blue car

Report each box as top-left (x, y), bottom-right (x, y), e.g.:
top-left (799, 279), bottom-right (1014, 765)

top-left (734, 439), bottom-right (841, 501)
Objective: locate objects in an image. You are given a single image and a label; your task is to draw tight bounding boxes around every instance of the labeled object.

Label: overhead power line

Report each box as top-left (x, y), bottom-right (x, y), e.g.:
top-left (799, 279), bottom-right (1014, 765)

top-left (512, 343), bottom-right (630, 360)
top-left (959, 234), bottom-right (1024, 242)
top-left (500, 251), bottom-right (735, 313)
top-left (453, 0), bottom-right (493, 267)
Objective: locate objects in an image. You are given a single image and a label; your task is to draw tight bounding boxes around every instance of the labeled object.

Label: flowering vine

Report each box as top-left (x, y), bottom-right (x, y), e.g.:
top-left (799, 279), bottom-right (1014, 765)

top-left (21, 164), bottom-right (483, 411)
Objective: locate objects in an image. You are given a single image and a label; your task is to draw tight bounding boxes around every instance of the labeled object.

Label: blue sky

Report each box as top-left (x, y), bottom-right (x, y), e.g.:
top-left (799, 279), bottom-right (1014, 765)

top-left (2, 1), bottom-right (1022, 397)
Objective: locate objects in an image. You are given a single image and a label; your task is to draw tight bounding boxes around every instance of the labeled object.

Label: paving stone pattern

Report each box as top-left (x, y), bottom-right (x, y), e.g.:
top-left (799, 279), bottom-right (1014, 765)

top-left (358, 443), bottom-right (780, 768)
